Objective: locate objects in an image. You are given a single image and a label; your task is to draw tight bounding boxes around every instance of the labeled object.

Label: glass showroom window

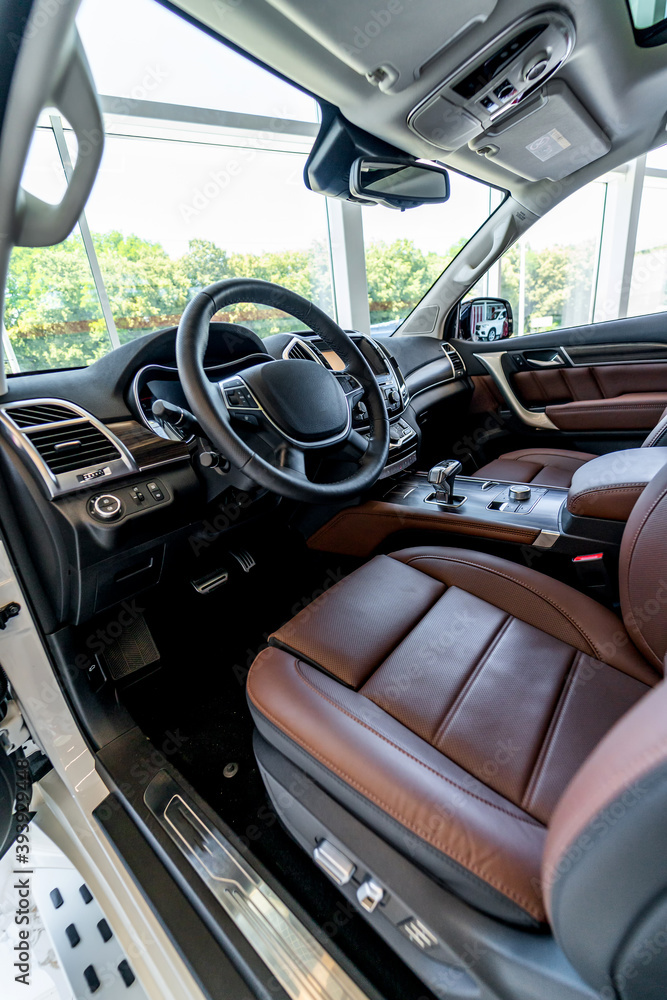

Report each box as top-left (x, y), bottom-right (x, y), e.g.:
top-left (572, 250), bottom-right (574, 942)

top-left (66, 123), bottom-right (333, 342)
top-left (628, 148), bottom-right (667, 319)
top-left (361, 172), bottom-right (498, 334)
top-left (498, 181), bottom-right (607, 336)
top-left (6, 127), bottom-right (108, 372)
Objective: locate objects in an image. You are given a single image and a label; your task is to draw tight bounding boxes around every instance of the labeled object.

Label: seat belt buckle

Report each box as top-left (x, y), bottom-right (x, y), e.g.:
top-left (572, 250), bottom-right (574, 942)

top-left (573, 552), bottom-right (612, 599)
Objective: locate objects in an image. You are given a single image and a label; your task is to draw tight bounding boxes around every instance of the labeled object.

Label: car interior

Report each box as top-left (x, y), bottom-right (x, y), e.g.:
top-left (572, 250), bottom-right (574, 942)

top-left (2, 0), bottom-right (667, 999)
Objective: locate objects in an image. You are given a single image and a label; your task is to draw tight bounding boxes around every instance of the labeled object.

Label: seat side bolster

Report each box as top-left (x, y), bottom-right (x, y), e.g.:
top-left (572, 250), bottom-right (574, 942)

top-left (247, 646), bottom-right (547, 924)
top-left (543, 680), bottom-right (667, 991)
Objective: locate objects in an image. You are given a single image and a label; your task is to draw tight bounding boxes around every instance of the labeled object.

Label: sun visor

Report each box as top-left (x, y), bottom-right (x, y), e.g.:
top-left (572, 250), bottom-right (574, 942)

top-left (264, 0), bottom-right (497, 93)
top-left (469, 81), bottom-right (610, 182)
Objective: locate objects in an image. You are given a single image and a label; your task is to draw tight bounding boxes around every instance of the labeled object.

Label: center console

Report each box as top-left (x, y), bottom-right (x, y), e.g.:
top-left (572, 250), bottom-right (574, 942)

top-left (308, 447), bottom-right (667, 562)
top-left (307, 468), bottom-right (571, 557)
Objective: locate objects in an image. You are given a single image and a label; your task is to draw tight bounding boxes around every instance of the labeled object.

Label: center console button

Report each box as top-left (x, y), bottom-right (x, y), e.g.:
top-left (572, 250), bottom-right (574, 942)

top-left (91, 494), bottom-right (122, 521)
top-left (509, 484), bottom-right (531, 502)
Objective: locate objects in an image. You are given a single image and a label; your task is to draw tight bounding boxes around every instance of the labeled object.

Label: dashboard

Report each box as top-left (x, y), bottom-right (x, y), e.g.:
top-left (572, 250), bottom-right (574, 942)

top-left (0, 321), bottom-right (470, 632)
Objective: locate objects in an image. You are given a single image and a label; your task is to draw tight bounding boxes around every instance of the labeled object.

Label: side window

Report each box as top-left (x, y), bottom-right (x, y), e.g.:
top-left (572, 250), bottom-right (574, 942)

top-left (492, 182), bottom-right (607, 338)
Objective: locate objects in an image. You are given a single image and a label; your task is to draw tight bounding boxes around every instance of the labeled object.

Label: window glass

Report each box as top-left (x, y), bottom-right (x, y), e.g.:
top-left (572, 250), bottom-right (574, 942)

top-left (361, 172), bottom-right (498, 334)
top-left (77, 0), bottom-right (318, 122)
top-left (70, 128), bottom-right (333, 342)
top-left (6, 129), bottom-right (107, 371)
top-left (494, 182), bottom-right (607, 337)
top-left (628, 173), bottom-right (667, 318)
top-left (627, 0), bottom-right (667, 30)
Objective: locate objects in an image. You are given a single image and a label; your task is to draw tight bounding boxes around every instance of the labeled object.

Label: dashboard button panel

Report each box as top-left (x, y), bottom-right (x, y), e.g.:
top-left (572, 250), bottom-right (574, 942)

top-left (87, 479), bottom-right (168, 523)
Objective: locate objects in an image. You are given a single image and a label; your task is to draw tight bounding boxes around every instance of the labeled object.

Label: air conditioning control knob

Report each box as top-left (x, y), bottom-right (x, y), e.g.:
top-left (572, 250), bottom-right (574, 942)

top-left (387, 389), bottom-right (401, 406)
top-left (91, 493), bottom-right (122, 521)
top-left (509, 485), bottom-right (531, 503)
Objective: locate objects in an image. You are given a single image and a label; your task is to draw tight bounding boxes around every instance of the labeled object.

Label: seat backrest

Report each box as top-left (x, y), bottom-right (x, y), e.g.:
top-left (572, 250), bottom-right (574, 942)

top-left (543, 462), bottom-right (667, 998)
top-left (618, 460), bottom-right (667, 670)
top-left (642, 403), bottom-right (667, 447)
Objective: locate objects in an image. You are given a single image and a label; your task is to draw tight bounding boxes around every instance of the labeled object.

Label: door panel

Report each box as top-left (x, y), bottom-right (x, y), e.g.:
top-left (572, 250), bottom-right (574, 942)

top-left (454, 313), bottom-right (667, 462)
top-left (545, 393), bottom-right (667, 431)
top-left (512, 361), bottom-right (667, 406)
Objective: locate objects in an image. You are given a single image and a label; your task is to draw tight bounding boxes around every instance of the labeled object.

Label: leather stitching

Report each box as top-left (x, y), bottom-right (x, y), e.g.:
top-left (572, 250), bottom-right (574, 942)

top-left (568, 484), bottom-right (644, 513)
top-left (399, 553), bottom-right (602, 659)
top-left (248, 658), bottom-right (545, 917)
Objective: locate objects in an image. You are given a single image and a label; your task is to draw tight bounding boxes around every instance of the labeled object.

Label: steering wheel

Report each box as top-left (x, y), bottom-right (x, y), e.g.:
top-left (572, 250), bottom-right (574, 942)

top-left (176, 278), bottom-right (390, 502)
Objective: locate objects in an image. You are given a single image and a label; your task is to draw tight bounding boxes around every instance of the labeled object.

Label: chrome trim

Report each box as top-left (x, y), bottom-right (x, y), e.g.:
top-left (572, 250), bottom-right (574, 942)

top-left (533, 529), bottom-right (560, 549)
top-left (442, 342), bottom-right (467, 376)
top-left (389, 424), bottom-right (417, 450)
top-left (145, 772), bottom-right (368, 1000)
top-left (474, 352), bottom-right (558, 431)
top-left (0, 398), bottom-right (137, 498)
top-left (219, 370), bottom-right (352, 450)
top-left (424, 492), bottom-right (467, 509)
top-left (282, 336), bottom-right (324, 364)
top-left (191, 568), bottom-right (229, 595)
top-left (313, 841), bottom-right (355, 886)
top-left (131, 356), bottom-right (269, 440)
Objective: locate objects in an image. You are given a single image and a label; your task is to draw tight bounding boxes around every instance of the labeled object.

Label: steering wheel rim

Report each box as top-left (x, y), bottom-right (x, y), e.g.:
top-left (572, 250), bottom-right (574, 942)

top-left (176, 278), bottom-right (389, 502)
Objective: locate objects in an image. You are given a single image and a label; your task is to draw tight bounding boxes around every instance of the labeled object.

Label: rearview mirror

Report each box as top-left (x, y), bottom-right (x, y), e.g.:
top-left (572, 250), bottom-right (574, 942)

top-left (349, 157), bottom-right (450, 210)
top-left (459, 298), bottom-right (514, 342)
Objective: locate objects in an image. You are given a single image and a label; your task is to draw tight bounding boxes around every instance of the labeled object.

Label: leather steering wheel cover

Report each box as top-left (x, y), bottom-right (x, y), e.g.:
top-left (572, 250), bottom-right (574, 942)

top-left (176, 278), bottom-right (389, 501)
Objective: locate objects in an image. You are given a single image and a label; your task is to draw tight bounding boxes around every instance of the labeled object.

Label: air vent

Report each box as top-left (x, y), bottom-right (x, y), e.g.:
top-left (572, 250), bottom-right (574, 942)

top-left (283, 337), bottom-right (323, 364)
top-left (29, 422), bottom-right (122, 475)
top-left (443, 343), bottom-right (466, 378)
top-left (7, 402), bottom-right (78, 428)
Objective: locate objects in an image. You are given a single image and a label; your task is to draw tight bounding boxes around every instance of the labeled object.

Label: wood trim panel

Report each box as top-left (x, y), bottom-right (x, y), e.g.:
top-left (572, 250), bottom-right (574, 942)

top-left (108, 420), bottom-right (190, 470)
top-left (307, 500), bottom-right (539, 557)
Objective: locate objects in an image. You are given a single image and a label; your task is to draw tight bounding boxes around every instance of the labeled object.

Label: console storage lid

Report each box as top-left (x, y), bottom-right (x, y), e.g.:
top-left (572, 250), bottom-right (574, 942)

top-left (567, 448), bottom-right (667, 521)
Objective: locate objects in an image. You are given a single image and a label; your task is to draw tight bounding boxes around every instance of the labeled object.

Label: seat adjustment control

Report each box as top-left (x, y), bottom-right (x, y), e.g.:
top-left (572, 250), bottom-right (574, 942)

top-left (357, 879), bottom-right (384, 912)
top-left (313, 840), bottom-right (355, 885)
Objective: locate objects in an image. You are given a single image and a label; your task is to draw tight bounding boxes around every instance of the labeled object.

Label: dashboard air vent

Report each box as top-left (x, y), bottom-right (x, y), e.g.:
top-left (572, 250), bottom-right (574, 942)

top-left (283, 337), bottom-right (324, 364)
top-left (7, 402), bottom-right (79, 428)
top-left (442, 343), bottom-right (466, 378)
top-left (29, 422), bottom-right (122, 475)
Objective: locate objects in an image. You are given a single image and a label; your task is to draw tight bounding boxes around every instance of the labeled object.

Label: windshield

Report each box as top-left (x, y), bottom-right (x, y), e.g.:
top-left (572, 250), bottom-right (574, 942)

top-left (5, 0), bottom-right (498, 373)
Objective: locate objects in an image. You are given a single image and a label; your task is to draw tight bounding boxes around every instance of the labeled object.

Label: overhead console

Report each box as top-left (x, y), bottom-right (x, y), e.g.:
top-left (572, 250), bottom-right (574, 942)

top-left (408, 11), bottom-right (575, 152)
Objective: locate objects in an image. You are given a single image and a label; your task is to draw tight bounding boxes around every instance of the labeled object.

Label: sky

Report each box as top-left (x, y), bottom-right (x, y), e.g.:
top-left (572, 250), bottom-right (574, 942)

top-left (19, 0), bottom-right (667, 264)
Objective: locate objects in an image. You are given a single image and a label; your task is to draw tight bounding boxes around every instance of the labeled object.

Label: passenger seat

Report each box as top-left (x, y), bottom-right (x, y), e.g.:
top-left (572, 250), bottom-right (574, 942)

top-left (472, 404), bottom-right (667, 488)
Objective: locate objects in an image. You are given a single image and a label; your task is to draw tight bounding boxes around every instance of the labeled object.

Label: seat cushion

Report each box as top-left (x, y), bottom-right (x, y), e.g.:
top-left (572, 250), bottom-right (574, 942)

top-left (474, 448), bottom-right (597, 488)
top-left (247, 548), bottom-right (656, 926)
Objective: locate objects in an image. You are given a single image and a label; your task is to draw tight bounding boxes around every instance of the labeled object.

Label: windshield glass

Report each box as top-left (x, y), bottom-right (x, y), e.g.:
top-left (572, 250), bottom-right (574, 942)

top-left (5, 0), bottom-right (497, 373)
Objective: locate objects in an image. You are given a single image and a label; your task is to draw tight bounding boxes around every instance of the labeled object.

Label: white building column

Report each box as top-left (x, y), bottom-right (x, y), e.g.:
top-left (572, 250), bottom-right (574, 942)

top-left (593, 155), bottom-right (646, 323)
top-left (326, 199), bottom-right (370, 334)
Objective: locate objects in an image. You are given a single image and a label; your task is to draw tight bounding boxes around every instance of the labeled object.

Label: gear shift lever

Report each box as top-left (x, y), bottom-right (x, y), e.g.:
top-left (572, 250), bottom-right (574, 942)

top-left (427, 459), bottom-right (463, 506)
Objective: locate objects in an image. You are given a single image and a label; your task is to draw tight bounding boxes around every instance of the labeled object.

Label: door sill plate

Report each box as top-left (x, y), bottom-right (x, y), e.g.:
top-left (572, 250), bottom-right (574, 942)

top-left (145, 770), bottom-right (367, 1000)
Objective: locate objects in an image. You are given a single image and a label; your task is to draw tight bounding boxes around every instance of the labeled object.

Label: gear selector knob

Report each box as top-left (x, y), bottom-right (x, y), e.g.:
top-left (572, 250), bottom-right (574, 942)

top-left (428, 459), bottom-right (462, 505)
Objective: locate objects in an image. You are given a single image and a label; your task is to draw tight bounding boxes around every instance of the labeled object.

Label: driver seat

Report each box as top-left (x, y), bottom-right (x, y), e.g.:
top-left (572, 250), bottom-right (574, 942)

top-left (247, 465), bottom-right (667, 997)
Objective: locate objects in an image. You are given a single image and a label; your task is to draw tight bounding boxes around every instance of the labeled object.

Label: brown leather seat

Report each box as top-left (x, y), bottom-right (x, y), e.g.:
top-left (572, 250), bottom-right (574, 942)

top-left (472, 404), bottom-right (667, 488)
top-left (248, 465), bottom-right (667, 996)
top-left (248, 549), bottom-right (656, 925)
